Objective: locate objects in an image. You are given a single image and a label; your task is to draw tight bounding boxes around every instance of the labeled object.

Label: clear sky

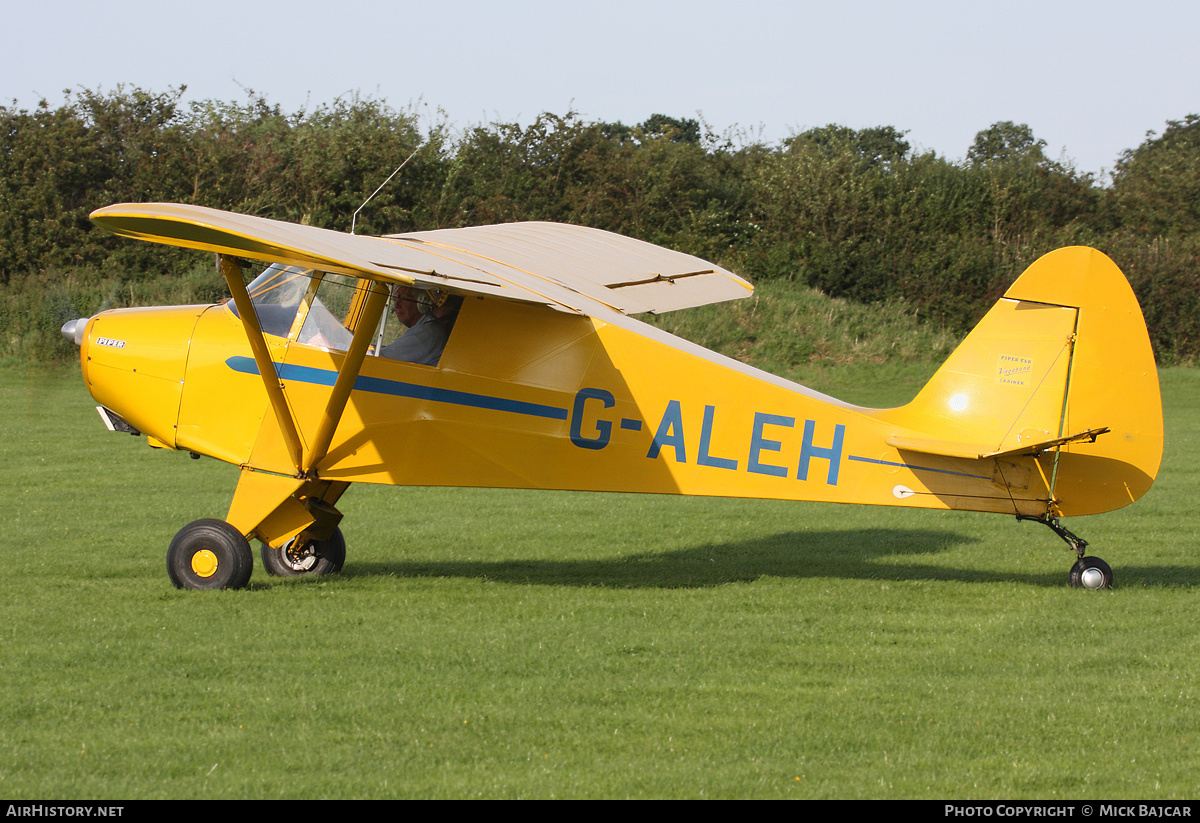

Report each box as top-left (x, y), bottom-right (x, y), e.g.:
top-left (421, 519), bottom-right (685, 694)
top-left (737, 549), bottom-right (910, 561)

top-left (5, 0), bottom-right (1197, 180)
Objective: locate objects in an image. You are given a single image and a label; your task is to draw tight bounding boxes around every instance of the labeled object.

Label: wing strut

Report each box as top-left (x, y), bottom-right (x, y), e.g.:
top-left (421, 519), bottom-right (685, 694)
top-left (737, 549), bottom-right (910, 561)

top-left (220, 255), bottom-right (305, 475)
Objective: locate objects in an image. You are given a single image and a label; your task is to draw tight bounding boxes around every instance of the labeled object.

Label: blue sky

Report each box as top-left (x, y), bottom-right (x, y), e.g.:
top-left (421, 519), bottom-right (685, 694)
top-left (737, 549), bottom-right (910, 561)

top-left (6, 0), bottom-right (1197, 179)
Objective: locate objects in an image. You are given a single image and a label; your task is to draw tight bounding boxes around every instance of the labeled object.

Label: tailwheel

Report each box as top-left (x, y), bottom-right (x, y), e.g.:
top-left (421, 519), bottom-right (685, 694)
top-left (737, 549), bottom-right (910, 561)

top-left (1017, 514), bottom-right (1114, 590)
top-left (261, 527), bottom-right (346, 578)
top-left (1069, 556), bottom-right (1114, 590)
top-left (167, 519), bottom-right (254, 590)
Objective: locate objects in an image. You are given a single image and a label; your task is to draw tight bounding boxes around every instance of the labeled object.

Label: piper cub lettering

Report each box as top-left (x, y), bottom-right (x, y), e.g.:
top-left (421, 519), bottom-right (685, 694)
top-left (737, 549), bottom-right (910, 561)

top-left (63, 203), bottom-right (1162, 590)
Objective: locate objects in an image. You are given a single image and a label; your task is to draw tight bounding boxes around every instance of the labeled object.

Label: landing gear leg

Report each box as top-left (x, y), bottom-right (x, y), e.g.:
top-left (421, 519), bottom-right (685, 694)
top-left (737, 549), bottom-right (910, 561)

top-left (1017, 514), bottom-right (1114, 590)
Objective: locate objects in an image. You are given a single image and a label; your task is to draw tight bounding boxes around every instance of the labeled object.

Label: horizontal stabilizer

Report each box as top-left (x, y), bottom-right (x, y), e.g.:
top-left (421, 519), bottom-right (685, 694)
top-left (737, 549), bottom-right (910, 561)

top-left (886, 427), bottom-right (1111, 461)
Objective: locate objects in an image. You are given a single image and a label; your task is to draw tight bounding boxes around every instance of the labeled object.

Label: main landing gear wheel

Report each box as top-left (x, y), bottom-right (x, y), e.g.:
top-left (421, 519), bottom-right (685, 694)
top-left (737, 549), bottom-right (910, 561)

top-left (260, 527), bottom-right (346, 578)
top-left (1069, 556), bottom-right (1114, 590)
top-left (167, 519), bottom-right (254, 590)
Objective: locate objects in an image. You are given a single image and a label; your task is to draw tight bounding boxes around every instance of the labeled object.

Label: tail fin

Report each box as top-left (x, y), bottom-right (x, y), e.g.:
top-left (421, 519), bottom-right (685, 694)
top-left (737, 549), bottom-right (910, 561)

top-left (884, 247), bottom-right (1162, 516)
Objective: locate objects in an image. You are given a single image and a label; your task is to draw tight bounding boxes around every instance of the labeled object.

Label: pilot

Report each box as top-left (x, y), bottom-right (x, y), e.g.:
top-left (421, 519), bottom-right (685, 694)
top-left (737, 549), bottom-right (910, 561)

top-left (381, 285), bottom-right (450, 366)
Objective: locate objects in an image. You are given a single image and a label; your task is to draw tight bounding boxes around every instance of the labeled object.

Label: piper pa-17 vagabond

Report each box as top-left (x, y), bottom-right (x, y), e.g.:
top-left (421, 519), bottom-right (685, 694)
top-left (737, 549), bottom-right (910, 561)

top-left (61, 203), bottom-right (1162, 590)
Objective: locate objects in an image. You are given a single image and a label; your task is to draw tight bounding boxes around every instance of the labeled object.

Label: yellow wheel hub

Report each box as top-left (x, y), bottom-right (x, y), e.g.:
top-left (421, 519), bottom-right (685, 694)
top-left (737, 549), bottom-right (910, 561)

top-left (190, 549), bottom-right (220, 578)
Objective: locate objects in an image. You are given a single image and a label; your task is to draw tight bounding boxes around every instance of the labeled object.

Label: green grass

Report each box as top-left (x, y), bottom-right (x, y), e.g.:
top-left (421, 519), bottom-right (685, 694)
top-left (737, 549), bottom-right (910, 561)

top-left (2, 367), bottom-right (1198, 798)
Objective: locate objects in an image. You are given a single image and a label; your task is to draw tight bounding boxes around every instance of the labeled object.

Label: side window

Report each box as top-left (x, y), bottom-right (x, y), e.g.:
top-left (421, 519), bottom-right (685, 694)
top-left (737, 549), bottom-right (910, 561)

top-left (234, 265), bottom-right (460, 360)
top-left (373, 290), bottom-right (419, 352)
top-left (372, 287), bottom-right (463, 366)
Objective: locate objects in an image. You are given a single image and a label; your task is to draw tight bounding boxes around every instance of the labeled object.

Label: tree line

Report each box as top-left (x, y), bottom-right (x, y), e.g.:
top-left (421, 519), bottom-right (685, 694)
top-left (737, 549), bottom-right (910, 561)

top-left (2, 86), bottom-right (1198, 362)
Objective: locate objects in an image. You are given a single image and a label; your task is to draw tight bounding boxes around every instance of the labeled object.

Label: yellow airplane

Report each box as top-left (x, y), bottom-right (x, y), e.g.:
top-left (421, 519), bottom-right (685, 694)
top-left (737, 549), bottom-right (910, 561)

top-left (62, 203), bottom-right (1162, 591)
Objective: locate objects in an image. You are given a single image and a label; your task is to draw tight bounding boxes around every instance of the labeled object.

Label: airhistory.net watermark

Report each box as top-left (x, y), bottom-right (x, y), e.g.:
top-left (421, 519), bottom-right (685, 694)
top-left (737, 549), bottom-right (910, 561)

top-left (5, 807), bottom-right (123, 818)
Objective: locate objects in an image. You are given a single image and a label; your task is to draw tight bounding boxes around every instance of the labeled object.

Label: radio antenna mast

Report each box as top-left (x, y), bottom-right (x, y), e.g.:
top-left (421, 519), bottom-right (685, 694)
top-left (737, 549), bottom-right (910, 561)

top-left (351, 146), bottom-right (420, 235)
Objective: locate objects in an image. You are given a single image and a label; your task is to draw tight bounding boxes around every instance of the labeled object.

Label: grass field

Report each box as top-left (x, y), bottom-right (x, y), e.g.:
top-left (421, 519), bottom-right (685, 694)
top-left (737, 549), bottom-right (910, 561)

top-left (2, 366), bottom-right (1198, 799)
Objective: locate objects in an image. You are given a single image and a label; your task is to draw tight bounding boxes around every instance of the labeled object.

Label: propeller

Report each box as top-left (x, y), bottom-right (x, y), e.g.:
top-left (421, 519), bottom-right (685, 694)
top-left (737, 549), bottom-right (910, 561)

top-left (59, 281), bottom-right (122, 347)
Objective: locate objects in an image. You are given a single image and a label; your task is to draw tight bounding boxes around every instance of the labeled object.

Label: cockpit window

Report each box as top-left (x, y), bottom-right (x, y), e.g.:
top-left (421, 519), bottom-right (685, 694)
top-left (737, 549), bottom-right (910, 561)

top-left (228, 264), bottom-right (361, 352)
top-left (229, 263), bottom-right (313, 337)
top-left (296, 273), bottom-right (358, 350)
top-left (247, 263), bottom-right (311, 305)
top-left (228, 264), bottom-right (459, 360)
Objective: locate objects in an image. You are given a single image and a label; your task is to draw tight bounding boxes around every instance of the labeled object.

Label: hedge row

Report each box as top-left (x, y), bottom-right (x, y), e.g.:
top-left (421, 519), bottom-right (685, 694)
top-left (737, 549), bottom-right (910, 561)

top-left (3, 87), bottom-right (1197, 361)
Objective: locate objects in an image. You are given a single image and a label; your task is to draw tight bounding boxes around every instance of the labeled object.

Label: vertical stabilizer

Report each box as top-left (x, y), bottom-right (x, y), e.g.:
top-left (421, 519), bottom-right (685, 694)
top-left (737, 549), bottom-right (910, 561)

top-left (882, 247), bottom-right (1162, 516)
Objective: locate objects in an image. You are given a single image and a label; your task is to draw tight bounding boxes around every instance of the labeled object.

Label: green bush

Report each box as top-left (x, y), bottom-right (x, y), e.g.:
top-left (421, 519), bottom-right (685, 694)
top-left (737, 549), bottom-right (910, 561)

top-left (1, 88), bottom-right (1197, 364)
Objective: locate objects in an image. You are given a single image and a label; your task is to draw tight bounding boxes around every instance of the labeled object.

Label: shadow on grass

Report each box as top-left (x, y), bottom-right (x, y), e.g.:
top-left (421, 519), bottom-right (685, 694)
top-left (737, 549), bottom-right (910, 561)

top-left (334, 527), bottom-right (1200, 589)
top-left (327, 526), bottom-right (1150, 589)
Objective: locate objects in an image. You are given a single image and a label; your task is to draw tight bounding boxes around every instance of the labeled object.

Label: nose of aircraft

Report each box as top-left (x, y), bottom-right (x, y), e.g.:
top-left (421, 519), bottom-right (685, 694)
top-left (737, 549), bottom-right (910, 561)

top-left (61, 317), bottom-right (89, 346)
top-left (78, 305), bottom-right (209, 450)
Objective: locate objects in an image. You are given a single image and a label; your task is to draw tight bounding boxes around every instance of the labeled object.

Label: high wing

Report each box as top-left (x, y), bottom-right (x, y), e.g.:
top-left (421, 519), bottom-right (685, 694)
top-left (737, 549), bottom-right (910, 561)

top-left (89, 203), bottom-right (753, 315)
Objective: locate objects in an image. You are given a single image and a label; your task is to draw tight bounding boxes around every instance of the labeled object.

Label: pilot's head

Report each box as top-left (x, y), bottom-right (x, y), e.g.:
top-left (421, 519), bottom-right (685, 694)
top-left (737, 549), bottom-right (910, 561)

top-left (391, 285), bottom-right (426, 328)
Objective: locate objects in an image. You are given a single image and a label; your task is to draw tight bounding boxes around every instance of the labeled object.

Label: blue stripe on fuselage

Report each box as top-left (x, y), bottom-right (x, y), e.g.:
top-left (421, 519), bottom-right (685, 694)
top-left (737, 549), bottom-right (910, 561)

top-left (225, 356), bottom-right (569, 421)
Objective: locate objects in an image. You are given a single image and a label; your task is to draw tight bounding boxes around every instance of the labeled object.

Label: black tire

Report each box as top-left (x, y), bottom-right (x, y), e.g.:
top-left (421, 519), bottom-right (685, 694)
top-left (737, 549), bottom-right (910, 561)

top-left (1068, 556), bottom-right (1114, 590)
top-left (260, 527), bottom-right (346, 577)
top-left (167, 519), bottom-right (254, 590)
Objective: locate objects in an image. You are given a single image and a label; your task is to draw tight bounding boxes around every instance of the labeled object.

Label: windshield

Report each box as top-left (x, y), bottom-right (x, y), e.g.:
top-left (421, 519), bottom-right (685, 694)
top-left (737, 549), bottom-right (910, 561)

top-left (229, 263), bottom-right (314, 337)
top-left (228, 263), bottom-right (362, 351)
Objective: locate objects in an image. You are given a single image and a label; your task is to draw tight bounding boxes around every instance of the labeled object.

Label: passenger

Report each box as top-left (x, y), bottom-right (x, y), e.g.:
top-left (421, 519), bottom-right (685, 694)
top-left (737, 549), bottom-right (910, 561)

top-left (431, 291), bottom-right (464, 330)
top-left (381, 285), bottom-right (450, 366)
